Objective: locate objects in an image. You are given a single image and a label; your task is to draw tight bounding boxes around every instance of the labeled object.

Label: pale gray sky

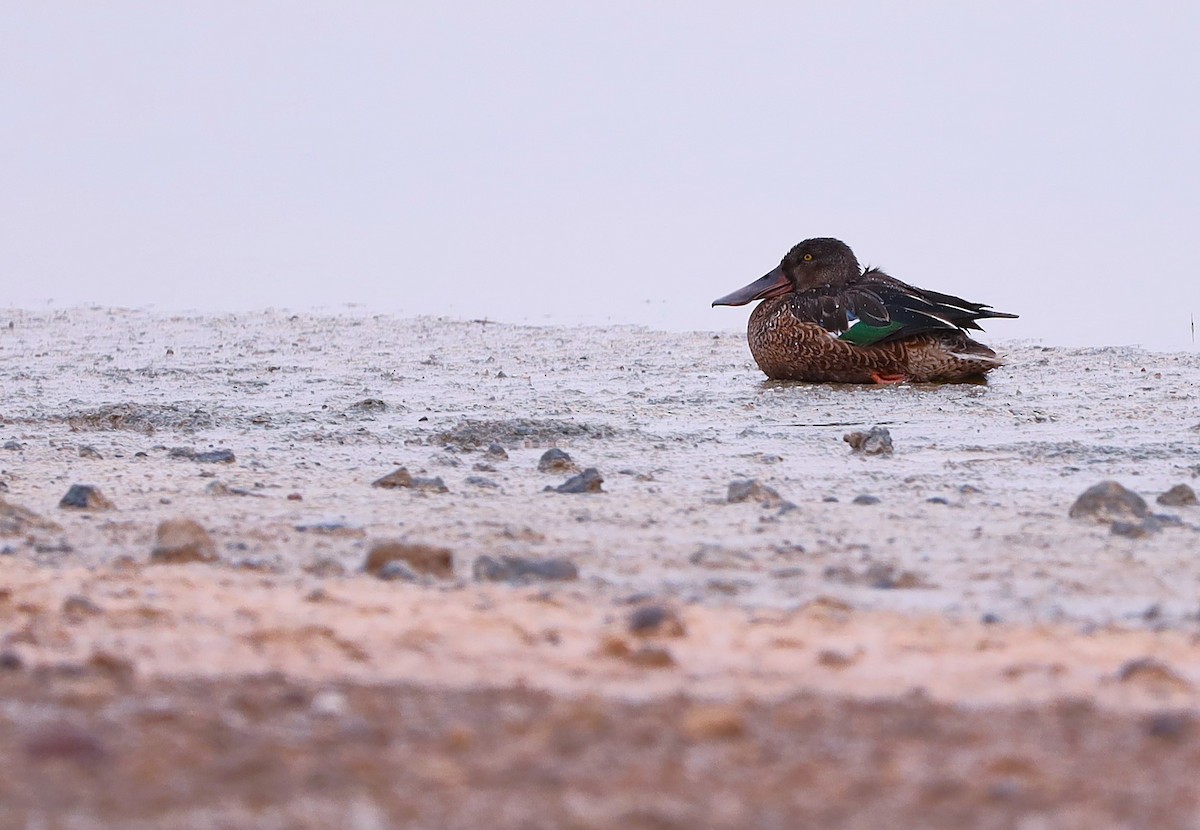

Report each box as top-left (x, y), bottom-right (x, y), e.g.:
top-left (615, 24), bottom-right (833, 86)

top-left (3, 3), bottom-right (1197, 349)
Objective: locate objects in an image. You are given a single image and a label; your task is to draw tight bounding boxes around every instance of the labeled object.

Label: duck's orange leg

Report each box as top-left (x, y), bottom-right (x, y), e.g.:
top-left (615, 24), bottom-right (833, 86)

top-left (870, 373), bottom-right (908, 385)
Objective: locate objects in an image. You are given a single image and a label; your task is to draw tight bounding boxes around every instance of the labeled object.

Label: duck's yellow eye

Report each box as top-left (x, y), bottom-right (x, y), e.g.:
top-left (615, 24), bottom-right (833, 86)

top-left (802, 253), bottom-right (813, 261)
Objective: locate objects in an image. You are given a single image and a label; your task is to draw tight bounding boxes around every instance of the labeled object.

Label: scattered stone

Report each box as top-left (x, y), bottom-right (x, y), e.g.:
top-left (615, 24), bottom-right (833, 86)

top-left (413, 476), bottom-right (449, 493)
top-left (1069, 481), bottom-right (1148, 523)
top-left (0, 651), bottom-right (22, 670)
top-left (852, 494), bottom-right (881, 505)
top-left (372, 468), bottom-right (414, 488)
top-left (628, 604), bottom-right (686, 637)
top-left (628, 645), bottom-right (675, 667)
top-left (62, 594), bottom-right (103, 619)
top-left (472, 555), bottom-right (579, 583)
top-left (376, 560), bottom-right (422, 582)
top-left (1111, 520), bottom-right (1161, 539)
top-left (538, 448), bottom-right (576, 473)
top-left (484, 443), bottom-right (509, 460)
top-left (287, 492), bottom-right (303, 501)
top-left (150, 518), bottom-right (218, 564)
top-left (2, 440), bottom-right (23, 450)
top-left (167, 447), bottom-right (235, 463)
top-left (1115, 657), bottom-right (1192, 692)
top-left (473, 462), bottom-right (496, 472)
top-left (1, 497), bottom-right (61, 536)
top-left (770, 566), bottom-right (804, 579)
top-left (844, 426), bottom-right (894, 456)
top-left (302, 557), bottom-right (345, 578)
top-left (682, 705), bottom-right (745, 740)
top-left (205, 481), bottom-right (264, 497)
top-left (597, 635), bottom-right (675, 668)
top-left (1146, 712), bottom-right (1192, 740)
top-left (817, 648), bottom-right (859, 668)
top-left (77, 445), bottom-right (102, 459)
top-left (1158, 484), bottom-right (1198, 507)
top-left (689, 545), bottom-right (753, 568)
top-left (349, 398), bottom-right (387, 413)
top-left (465, 476), bottom-right (499, 489)
top-left (88, 651), bottom-right (135, 683)
top-left (234, 556), bottom-right (278, 572)
top-left (58, 485), bottom-right (116, 511)
top-left (547, 468), bottom-right (603, 494)
top-left (726, 479), bottom-right (783, 506)
top-left (365, 541), bottom-right (454, 579)
top-left (981, 612), bottom-right (1002, 625)
top-left (927, 497), bottom-right (950, 505)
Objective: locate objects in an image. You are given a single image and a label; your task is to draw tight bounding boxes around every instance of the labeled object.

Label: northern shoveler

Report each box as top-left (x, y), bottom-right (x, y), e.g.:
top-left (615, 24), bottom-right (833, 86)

top-left (712, 238), bottom-right (1018, 383)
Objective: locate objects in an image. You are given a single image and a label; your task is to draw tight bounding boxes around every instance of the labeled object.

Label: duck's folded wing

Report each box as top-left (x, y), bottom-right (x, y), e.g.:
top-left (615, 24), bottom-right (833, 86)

top-left (787, 273), bottom-right (1014, 347)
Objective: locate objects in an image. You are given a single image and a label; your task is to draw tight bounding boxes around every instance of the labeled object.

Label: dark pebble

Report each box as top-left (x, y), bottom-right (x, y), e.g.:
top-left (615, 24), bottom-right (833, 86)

top-left (365, 541), bottom-right (454, 578)
top-left (376, 560), bottom-right (421, 582)
top-left (926, 497), bottom-right (950, 505)
top-left (465, 476), bottom-right (499, 488)
top-left (0, 651), bottom-right (22, 670)
top-left (1146, 712), bottom-right (1192, 740)
top-left (1115, 657), bottom-right (1189, 688)
top-left (350, 398), bottom-right (388, 412)
top-left (472, 554), bottom-right (579, 583)
top-left (726, 479), bottom-right (783, 506)
top-left (371, 467), bottom-right (414, 488)
top-left (538, 448), bottom-right (575, 473)
top-left (412, 476), bottom-right (449, 493)
top-left (981, 612), bottom-right (1002, 625)
top-left (150, 518), bottom-right (218, 564)
top-left (484, 443), bottom-right (509, 460)
top-left (853, 494), bottom-right (880, 505)
top-left (628, 604), bottom-right (686, 637)
top-left (194, 449), bottom-right (236, 464)
top-left (1069, 481), bottom-right (1148, 523)
top-left (302, 557), bottom-right (346, 578)
top-left (770, 566), bottom-right (805, 579)
top-left (548, 468), bottom-right (603, 494)
top-left (167, 447), bottom-right (235, 463)
top-left (58, 485), bottom-right (116, 511)
top-left (843, 426), bottom-right (894, 456)
top-left (62, 594), bottom-right (103, 618)
top-left (3, 440), bottom-right (23, 450)
top-left (1110, 519), bottom-right (1160, 538)
top-left (77, 445), bottom-right (102, 459)
top-left (1157, 484), bottom-right (1198, 507)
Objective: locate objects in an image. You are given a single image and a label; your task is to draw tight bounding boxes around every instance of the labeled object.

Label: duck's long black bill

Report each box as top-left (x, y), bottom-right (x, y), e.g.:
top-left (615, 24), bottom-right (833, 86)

top-left (711, 265), bottom-right (790, 307)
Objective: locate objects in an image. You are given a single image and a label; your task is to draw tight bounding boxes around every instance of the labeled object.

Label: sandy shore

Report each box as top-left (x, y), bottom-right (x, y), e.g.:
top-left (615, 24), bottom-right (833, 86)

top-left (2, 308), bottom-right (1200, 827)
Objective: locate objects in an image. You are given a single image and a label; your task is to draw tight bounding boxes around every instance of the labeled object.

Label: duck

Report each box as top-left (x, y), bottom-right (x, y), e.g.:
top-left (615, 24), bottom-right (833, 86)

top-left (712, 238), bottom-right (1018, 383)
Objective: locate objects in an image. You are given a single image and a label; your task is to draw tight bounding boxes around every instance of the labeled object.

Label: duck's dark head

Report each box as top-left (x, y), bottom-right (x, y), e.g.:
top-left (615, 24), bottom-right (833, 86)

top-left (712, 237), bottom-right (861, 307)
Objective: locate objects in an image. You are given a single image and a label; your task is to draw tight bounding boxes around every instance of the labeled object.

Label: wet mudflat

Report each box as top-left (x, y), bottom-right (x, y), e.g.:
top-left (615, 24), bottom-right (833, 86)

top-left (1, 308), bottom-right (1199, 827)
